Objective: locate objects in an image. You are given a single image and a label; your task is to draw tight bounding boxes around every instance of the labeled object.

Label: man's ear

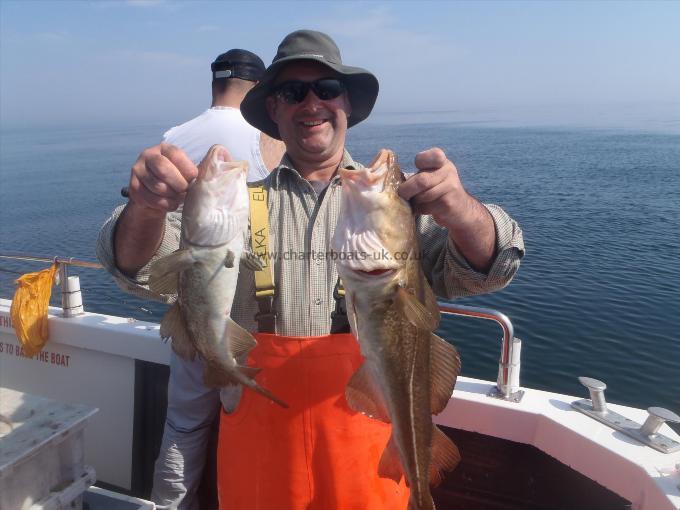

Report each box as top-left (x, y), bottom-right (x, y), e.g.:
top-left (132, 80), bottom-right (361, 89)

top-left (343, 95), bottom-right (352, 119)
top-left (266, 96), bottom-right (278, 124)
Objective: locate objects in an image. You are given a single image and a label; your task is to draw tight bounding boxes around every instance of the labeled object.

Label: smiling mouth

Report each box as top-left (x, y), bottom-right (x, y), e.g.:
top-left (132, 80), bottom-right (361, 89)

top-left (301, 120), bottom-right (325, 127)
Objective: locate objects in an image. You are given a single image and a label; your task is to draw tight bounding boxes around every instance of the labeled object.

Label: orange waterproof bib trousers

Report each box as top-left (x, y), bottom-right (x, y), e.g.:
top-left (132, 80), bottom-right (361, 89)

top-left (217, 332), bottom-right (410, 510)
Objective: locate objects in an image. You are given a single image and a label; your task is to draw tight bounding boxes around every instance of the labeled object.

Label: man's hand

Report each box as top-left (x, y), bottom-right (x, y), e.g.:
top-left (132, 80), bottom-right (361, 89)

top-left (127, 143), bottom-right (198, 214)
top-left (115, 144), bottom-right (197, 277)
top-left (398, 147), bottom-right (496, 273)
top-left (398, 148), bottom-right (470, 231)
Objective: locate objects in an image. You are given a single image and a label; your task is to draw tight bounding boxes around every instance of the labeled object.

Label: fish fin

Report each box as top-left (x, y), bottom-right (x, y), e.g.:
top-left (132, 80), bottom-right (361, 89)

top-left (223, 318), bottom-right (258, 358)
top-left (203, 362), bottom-right (259, 390)
top-left (220, 385), bottom-right (243, 414)
top-left (203, 363), bottom-right (234, 388)
top-left (234, 364), bottom-right (290, 409)
top-left (241, 249), bottom-right (265, 272)
top-left (150, 249), bottom-right (195, 280)
top-left (430, 334), bottom-right (461, 415)
top-left (149, 248), bottom-right (196, 294)
top-left (394, 286), bottom-right (438, 331)
top-left (160, 302), bottom-right (196, 361)
top-left (422, 282), bottom-right (441, 325)
top-left (244, 381), bottom-right (289, 409)
top-left (429, 425), bottom-right (461, 487)
top-left (224, 249), bottom-right (235, 268)
top-left (209, 323), bottom-right (289, 408)
top-left (345, 363), bottom-right (390, 423)
top-left (148, 271), bottom-right (179, 295)
top-left (378, 433), bottom-right (404, 483)
top-left (237, 364), bottom-right (261, 378)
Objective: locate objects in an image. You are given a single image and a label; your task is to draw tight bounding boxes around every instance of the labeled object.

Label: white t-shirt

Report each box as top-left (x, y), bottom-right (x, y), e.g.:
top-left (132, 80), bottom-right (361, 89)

top-left (163, 107), bottom-right (269, 181)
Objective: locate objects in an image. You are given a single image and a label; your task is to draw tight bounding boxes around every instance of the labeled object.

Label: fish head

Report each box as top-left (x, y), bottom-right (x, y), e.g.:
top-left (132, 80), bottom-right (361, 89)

top-left (332, 149), bottom-right (415, 281)
top-left (183, 145), bottom-right (249, 246)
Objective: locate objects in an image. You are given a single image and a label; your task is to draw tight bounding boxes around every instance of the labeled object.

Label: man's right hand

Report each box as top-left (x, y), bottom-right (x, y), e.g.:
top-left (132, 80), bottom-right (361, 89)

top-left (127, 143), bottom-right (198, 213)
top-left (115, 144), bottom-right (197, 277)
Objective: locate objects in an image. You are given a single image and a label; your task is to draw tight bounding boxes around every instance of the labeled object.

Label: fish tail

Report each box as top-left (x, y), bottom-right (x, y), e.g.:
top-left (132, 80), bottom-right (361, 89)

top-left (204, 363), bottom-right (289, 409)
top-left (243, 378), bottom-right (289, 409)
top-left (235, 364), bottom-right (289, 408)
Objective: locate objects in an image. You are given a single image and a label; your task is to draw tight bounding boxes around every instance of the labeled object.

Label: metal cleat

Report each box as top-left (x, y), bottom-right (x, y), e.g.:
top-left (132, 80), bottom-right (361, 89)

top-left (640, 407), bottom-right (680, 437)
top-left (578, 377), bottom-right (608, 413)
top-left (571, 377), bottom-right (680, 454)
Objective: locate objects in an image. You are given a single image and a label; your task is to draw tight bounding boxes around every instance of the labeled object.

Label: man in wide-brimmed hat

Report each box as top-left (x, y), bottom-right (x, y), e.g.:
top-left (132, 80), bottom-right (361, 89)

top-left (237, 29), bottom-right (516, 273)
top-left (98, 29), bottom-right (524, 509)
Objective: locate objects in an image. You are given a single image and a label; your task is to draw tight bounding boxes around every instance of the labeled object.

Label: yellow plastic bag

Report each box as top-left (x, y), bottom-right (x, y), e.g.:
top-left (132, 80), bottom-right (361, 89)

top-left (10, 262), bottom-right (59, 357)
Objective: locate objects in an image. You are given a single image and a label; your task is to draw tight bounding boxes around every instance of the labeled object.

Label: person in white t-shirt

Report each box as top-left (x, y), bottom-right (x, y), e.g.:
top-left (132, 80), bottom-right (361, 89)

top-left (164, 49), bottom-right (284, 176)
top-left (150, 49), bottom-right (285, 510)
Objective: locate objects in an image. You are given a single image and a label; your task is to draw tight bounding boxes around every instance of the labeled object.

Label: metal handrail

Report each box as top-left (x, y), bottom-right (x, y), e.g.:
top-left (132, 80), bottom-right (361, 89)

top-left (1, 255), bottom-right (522, 397)
top-left (437, 301), bottom-right (523, 402)
top-left (0, 253), bottom-right (101, 318)
top-left (0, 253), bottom-right (102, 269)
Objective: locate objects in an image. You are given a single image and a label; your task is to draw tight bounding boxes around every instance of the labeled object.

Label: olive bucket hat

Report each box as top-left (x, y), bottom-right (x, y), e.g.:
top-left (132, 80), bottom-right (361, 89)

top-left (241, 29), bottom-right (379, 140)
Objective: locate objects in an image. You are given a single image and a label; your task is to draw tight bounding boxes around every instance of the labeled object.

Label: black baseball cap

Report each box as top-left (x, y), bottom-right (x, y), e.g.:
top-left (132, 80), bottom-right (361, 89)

top-left (211, 49), bottom-right (265, 82)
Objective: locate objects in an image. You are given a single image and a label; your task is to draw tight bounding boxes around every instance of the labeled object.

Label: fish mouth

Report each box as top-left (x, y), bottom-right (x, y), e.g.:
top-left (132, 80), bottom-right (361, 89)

top-left (197, 165), bottom-right (247, 187)
top-left (338, 149), bottom-right (397, 192)
top-left (352, 268), bottom-right (396, 278)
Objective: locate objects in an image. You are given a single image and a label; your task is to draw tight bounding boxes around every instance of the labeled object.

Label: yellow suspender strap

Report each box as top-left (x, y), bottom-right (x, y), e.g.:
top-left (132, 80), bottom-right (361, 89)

top-left (334, 279), bottom-right (345, 298)
top-left (248, 184), bottom-right (274, 299)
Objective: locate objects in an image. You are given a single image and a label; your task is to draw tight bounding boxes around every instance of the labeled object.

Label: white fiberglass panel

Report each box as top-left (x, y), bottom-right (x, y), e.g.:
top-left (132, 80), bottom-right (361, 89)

top-left (437, 376), bottom-right (680, 510)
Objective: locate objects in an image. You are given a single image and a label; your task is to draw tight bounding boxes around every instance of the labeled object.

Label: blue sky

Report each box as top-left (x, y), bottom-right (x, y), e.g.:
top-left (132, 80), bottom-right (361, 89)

top-left (1, 0), bottom-right (679, 129)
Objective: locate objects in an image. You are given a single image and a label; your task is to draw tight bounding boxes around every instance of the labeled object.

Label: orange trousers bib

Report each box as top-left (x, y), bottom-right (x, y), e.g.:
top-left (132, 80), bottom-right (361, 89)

top-left (217, 332), bottom-right (409, 510)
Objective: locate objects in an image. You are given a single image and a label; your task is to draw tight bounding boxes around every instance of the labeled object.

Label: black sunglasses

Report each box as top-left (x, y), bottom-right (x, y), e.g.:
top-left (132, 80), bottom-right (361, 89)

top-left (272, 78), bottom-right (346, 104)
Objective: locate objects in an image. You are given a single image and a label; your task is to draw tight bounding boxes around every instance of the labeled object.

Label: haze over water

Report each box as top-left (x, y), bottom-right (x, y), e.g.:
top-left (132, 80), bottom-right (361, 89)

top-left (0, 117), bottom-right (678, 433)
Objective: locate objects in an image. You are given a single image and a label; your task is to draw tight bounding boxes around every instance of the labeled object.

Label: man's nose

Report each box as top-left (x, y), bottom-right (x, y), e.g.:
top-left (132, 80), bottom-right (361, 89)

top-left (299, 88), bottom-right (324, 107)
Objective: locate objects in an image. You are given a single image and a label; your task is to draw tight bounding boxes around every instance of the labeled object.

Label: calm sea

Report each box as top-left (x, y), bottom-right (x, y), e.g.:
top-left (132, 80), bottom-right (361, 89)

top-left (1, 120), bottom-right (678, 432)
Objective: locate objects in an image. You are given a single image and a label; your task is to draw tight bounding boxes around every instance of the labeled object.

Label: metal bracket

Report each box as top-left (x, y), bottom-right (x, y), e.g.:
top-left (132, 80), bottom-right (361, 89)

top-left (572, 399), bottom-right (680, 454)
top-left (487, 386), bottom-right (525, 403)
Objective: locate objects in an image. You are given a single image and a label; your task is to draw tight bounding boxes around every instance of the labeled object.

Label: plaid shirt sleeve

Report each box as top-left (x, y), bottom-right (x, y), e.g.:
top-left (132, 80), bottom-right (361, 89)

top-left (418, 203), bottom-right (525, 299)
top-left (95, 204), bottom-right (182, 303)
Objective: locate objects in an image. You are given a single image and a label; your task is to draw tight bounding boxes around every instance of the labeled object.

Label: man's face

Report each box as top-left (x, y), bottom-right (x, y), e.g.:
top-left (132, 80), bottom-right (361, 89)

top-left (266, 61), bottom-right (352, 168)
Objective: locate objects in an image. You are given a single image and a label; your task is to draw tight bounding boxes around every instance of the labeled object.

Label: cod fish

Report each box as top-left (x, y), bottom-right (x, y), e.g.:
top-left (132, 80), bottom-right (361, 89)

top-left (149, 145), bottom-right (287, 409)
top-left (331, 149), bottom-right (461, 510)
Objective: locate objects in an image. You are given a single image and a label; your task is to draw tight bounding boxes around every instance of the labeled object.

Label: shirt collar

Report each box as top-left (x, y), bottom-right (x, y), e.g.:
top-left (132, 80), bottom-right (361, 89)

top-left (271, 149), bottom-right (360, 189)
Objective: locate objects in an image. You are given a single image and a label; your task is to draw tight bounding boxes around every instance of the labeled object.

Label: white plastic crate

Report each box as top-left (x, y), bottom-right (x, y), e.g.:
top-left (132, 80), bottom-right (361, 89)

top-left (0, 388), bottom-right (98, 510)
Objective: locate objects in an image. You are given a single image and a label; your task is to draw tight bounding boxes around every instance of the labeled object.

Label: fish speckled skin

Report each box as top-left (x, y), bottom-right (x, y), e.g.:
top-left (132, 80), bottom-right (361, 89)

top-left (332, 149), bottom-right (461, 510)
top-left (150, 145), bottom-right (286, 409)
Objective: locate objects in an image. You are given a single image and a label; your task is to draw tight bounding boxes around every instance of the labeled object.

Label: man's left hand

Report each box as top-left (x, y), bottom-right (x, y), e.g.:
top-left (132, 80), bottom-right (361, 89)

top-left (398, 147), bottom-right (472, 231)
top-left (398, 147), bottom-right (496, 272)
